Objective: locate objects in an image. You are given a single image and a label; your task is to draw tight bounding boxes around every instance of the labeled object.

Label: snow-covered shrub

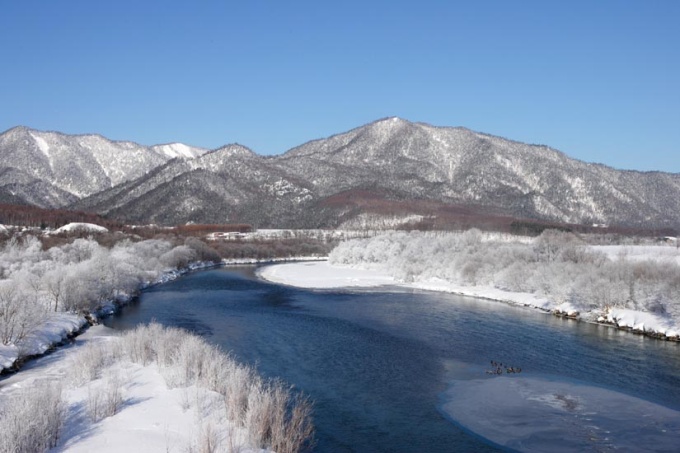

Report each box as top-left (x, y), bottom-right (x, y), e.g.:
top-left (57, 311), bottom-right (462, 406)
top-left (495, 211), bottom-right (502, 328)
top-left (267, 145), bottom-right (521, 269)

top-left (0, 236), bottom-right (43, 278)
top-left (0, 279), bottom-right (45, 345)
top-left (85, 375), bottom-right (124, 422)
top-left (190, 420), bottom-right (221, 453)
top-left (121, 323), bottom-right (156, 365)
top-left (118, 324), bottom-right (315, 452)
top-left (271, 392), bottom-right (315, 453)
top-left (1, 234), bottom-right (206, 326)
top-left (68, 341), bottom-right (114, 386)
top-left (222, 360), bottom-right (257, 425)
top-left (244, 378), bottom-right (315, 453)
top-left (0, 382), bottom-right (65, 453)
top-left (160, 245), bottom-right (196, 269)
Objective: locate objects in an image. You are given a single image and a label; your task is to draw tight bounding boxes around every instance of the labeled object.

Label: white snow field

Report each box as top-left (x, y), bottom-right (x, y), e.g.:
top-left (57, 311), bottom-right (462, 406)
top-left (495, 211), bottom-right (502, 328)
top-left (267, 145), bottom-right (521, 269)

top-left (257, 261), bottom-right (395, 288)
top-left (0, 324), bottom-right (312, 453)
top-left (52, 223), bottom-right (109, 234)
top-left (441, 375), bottom-right (680, 452)
top-left (258, 261), bottom-right (555, 306)
top-left (0, 326), bottom-right (251, 452)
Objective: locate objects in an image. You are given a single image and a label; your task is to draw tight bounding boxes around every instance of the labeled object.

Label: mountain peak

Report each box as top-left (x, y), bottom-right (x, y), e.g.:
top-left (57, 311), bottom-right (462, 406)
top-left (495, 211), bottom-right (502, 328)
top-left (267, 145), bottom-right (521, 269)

top-left (150, 142), bottom-right (207, 160)
top-left (368, 116), bottom-right (411, 129)
top-left (211, 143), bottom-right (257, 157)
top-left (1, 125), bottom-right (32, 137)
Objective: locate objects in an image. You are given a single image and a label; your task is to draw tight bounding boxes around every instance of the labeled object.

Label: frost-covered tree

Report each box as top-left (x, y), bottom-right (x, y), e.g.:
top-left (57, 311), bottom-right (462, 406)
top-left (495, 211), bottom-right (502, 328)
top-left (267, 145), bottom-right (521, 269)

top-left (0, 234), bottom-right (213, 344)
top-left (329, 230), bottom-right (680, 323)
top-left (0, 279), bottom-right (45, 345)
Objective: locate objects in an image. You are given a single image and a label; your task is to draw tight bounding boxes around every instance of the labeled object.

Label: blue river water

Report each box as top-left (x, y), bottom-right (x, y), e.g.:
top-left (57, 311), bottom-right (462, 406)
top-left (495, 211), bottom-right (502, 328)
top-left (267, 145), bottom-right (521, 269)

top-left (103, 266), bottom-right (680, 452)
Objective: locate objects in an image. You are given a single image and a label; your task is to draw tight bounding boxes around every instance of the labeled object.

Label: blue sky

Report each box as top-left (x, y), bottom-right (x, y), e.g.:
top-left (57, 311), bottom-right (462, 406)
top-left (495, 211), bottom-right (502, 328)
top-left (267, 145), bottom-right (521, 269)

top-left (1, 1), bottom-right (678, 172)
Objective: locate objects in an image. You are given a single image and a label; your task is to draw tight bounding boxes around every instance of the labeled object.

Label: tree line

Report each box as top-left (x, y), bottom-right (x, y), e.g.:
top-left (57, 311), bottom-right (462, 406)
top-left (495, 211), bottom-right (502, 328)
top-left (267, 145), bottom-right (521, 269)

top-left (329, 230), bottom-right (680, 325)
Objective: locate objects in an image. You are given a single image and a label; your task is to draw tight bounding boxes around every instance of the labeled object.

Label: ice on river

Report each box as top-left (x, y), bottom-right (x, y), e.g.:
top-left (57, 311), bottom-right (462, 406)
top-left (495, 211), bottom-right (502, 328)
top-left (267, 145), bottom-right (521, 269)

top-left (441, 375), bottom-right (680, 452)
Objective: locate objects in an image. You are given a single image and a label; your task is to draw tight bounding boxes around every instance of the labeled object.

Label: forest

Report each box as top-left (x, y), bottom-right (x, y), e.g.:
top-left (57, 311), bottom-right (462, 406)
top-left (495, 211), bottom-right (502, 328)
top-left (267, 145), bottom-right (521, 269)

top-left (329, 230), bottom-right (680, 328)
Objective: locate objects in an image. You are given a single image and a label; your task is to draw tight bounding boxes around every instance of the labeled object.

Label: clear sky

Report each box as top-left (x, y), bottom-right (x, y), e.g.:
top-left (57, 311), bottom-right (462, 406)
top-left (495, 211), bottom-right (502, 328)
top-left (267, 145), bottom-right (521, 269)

top-left (1, 0), bottom-right (678, 172)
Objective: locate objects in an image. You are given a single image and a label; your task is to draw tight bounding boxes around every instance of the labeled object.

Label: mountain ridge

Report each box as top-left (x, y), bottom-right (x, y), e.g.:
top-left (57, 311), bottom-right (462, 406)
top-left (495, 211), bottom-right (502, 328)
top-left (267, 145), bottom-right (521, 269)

top-left (1, 120), bottom-right (678, 230)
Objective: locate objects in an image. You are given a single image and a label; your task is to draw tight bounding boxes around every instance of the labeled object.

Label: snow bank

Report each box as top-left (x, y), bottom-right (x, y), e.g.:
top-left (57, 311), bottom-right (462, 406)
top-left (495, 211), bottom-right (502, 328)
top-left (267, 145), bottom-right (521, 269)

top-left (257, 262), bottom-right (554, 307)
top-left (257, 261), bottom-right (395, 288)
top-left (1, 324), bottom-right (313, 452)
top-left (317, 231), bottom-right (680, 339)
top-left (0, 345), bottom-right (16, 370)
top-left (602, 308), bottom-right (679, 337)
top-left (58, 364), bottom-right (253, 453)
top-left (17, 313), bottom-right (86, 356)
top-left (257, 261), bottom-right (680, 339)
top-left (53, 222), bottom-right (109, 234)
top-left (0, 313), bottom-right (85, 371)
top-left (0, 327), bottom-right (255, 453)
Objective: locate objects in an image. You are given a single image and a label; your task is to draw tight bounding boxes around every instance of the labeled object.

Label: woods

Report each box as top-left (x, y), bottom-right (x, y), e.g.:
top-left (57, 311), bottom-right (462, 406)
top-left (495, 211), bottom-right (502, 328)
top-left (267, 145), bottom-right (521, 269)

top-left (0, 234), bottom-right (218, 347)
top-left (329, 230), bottom-right (680, 324)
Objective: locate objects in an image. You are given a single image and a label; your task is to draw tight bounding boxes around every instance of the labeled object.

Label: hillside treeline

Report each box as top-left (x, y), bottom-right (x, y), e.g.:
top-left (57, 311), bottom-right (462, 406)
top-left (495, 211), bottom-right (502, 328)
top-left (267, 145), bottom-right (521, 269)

top-left (0, 235), bottom-right (218, 345)
top-left (330, 230), bottom-right (680, 322)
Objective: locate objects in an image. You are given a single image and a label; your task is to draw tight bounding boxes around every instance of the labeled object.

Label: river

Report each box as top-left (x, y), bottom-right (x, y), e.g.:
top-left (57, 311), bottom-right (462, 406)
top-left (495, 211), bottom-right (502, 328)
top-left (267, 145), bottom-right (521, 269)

top-left (103, 266), bottom-right (680, 452)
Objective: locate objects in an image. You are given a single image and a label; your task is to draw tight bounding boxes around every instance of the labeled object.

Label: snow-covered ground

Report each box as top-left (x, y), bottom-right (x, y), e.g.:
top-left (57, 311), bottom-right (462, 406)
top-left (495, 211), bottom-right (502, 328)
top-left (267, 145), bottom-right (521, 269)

top-left (257, 261), bottom-right (553, 303)
top-left (52, 223), bottom-right (109, 234)
top-left (257, 261), bottom-right (394, 288)
top-left (0, 326), bottom-right (264, 453)
top-left (256, 259), bottom-right (680, 339)
top-left (0, 313), bottom-right (86, 371)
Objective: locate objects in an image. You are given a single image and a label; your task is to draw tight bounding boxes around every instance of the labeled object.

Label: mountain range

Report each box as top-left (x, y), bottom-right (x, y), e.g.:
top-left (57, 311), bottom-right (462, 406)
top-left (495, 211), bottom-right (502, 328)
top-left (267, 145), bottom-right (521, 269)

top-left (1, 118), bottom-right (679, 231)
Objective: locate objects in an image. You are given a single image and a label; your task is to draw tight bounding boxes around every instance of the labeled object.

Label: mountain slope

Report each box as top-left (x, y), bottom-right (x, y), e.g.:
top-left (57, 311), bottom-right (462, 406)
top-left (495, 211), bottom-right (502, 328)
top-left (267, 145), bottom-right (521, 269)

top-left (2, 120), bottom-right (679, 229)
top-left (274, 118), bottom-right (680, 228)
top-left (72, 144), bottom-right (316, 226)
top-left (0, 126), bottom-right (207, 207)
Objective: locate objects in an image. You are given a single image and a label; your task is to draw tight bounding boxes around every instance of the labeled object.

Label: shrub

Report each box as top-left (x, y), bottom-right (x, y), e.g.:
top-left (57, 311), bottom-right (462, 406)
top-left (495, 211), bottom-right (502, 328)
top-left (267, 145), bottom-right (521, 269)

top-left (120, 324), bottom-right (315, 452)
top-left (0, 382), bottom-right (65, 453)
top-left (86, 370), bottom-right (124, 422)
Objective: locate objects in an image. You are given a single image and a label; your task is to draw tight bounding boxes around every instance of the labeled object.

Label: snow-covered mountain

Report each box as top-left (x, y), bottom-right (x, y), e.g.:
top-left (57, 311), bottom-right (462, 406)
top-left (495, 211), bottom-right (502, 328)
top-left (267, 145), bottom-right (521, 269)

top-left (275, 117), bottom-right (680, 228)
top-left (2, 120), bottom-right (679, 229)
top-left (71, 144), bottom-right (315, 226)
top-left (0, 126), bottom-right (207, 208)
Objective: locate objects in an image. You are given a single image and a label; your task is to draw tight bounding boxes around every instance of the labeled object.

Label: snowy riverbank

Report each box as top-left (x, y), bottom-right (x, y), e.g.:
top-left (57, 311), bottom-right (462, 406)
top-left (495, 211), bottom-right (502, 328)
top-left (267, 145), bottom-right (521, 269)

top-left (256, 261), bottom-right (680, 340)
top-left (0, 324), bottom-right (312, 452)
top-left (0, 260), bottom-right (219, 374)
top-left (0, 313), bottom-right (86, 372)
top-left (0, 255), bottom-right (327, 374)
